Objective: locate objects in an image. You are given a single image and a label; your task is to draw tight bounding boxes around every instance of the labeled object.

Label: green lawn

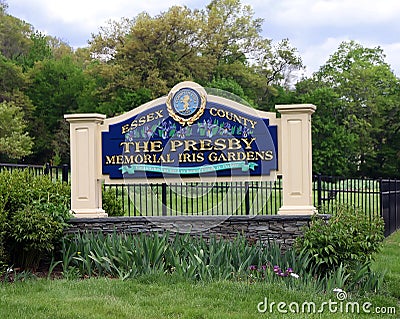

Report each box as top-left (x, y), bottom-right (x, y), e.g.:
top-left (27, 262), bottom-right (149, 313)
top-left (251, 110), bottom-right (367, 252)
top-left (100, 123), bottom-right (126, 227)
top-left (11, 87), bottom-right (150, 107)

top-left (372, 229), bottom-right (400, 300)
top-left (0, 275), bottom-right (398, 319)
top-left (1, 231), bottom-right (399, 319)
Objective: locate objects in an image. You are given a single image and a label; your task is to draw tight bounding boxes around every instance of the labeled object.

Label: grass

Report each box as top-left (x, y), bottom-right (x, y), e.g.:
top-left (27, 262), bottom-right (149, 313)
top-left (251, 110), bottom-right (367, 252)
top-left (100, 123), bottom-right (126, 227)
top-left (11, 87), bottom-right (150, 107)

top-left (0, 274), bottom-right (398, 319)
top-left (1, 231), bottom-right (400, 318)
top-left (372, 229), bottom-right (400, 300)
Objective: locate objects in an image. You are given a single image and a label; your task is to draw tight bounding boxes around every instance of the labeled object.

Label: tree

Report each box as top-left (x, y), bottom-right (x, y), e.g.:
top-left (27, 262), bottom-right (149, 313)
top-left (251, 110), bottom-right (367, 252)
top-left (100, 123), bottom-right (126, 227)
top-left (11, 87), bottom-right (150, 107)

top-left (0, 54), bottom-right (35, 122)
top-left (296, 41), bottom-right (400, 177)
top-left (299, 84), bottom-right (359, 176)
top-left (0, 101), bottom-right (33, 159)
top-left (18, 31), bottom-right (53, 70)
top-left (87, 0), bottom-right (304, 115)
top-left (0, 5), bottom-right (32, 61)
top-left (26, 55), bottom-right (86, 162)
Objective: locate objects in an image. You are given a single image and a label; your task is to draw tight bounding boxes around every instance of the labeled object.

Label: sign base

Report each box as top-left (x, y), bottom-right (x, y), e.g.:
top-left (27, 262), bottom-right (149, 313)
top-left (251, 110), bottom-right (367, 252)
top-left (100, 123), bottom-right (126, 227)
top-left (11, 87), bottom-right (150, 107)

top-left (278, 205), bottom-right (317, 215)
top-left (71, 209), bottom-right (108, 218)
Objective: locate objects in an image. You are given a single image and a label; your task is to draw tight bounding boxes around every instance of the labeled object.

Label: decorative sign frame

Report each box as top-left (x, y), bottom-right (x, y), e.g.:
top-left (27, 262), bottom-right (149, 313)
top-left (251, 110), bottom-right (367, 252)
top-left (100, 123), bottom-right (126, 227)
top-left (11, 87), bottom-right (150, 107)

top-left (100, 82), bottom-right (278, 183)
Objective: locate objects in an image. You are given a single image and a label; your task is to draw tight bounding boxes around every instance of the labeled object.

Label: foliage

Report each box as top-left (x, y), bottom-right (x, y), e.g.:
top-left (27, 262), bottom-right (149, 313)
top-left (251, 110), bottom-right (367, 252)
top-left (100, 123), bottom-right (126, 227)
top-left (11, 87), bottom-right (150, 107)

top-left (0, 169), bottom-right (71, 269)
top-left (0, 7), bottom-right (32, 60)
top-left (0, 195), bottom-right (6, 274)
top-left (0, 101), bottom-right (33, 159)
top-left (296, 205), bottom-right (385, 274)
top-left (207, 77), bottom-right (255, 106)
top-left (102, 188), bottom-right (124, 217)
top-left (295, 41), bottom-right (400, 177)
top-left (0, 1), bottom-right (399, 178)
top-left (8, 202), bottom-right (67, 268)
top-left (300, 85), bottom-right (360, 176)
top-left (26, 55), bottom-right (86, 162)
top-left (59, 231), bottom-right (384, 293)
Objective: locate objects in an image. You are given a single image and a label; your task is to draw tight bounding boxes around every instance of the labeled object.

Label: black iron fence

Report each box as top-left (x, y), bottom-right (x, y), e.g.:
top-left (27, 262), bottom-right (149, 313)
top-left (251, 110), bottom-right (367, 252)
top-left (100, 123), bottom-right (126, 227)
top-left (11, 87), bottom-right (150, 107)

top-left (1, 163), bottom-right (399, 236)
top-left (381, 179), bottom-right (400, 237)
top-left (104, 178), bottom-right (283, 217)
top-left (102, 174), bottom-right (400, 237)
top-left (313, 174), bottom-right (381, 219)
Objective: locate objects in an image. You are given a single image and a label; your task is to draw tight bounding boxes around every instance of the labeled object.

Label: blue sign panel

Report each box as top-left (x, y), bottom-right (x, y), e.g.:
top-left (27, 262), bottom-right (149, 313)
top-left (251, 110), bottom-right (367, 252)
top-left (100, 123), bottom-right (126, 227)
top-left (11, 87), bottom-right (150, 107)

top-left (102, 85), bottom-right (278, 180)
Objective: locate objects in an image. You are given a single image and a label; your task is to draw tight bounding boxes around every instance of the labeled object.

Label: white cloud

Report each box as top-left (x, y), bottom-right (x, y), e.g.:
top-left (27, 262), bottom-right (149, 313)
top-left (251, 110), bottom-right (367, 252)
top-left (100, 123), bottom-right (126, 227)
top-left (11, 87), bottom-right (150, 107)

top-left (299, 37), bottom-right (400, 77)
top-left (299, 37), bottom-right (347, 76)
top-left (381, 42), bottom-right (400, 75)
top-left (265, 0), bottom-right (400, 27)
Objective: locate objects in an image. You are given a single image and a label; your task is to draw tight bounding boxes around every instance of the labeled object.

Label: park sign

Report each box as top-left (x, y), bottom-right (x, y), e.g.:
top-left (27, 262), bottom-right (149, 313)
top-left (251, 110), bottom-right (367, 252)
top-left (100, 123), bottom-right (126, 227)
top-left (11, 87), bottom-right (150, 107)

top-left (101, 82), bottom-right (278, 182)
top-left (65, 81), bottom-right (317, 218)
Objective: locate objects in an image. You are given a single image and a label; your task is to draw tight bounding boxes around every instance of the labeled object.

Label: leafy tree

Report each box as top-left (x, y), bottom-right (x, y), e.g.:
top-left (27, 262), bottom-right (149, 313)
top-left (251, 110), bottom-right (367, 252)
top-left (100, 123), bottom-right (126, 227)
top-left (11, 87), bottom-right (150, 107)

top-left (299, 84), bottom-right (359, 176)
top-left (206, 77), bottom-right (255, 106)
top-left (26, 55), bottom-right (86, 162)
top-left (0, 5), bottom-right (32, 61)
top-left (296, 41), bottom-right (400, 177)
top-left (254, 39), bottom-right (304, 110)
top-left (18, 31), bottom-right (53, 70)
top-left (0, 101), bottom-right (33, 159)
top-left (0, 55), bottom-right (35, 161)
top-left (87, 0), bottom-right (304, 115)
top-left (201, 0), bottom-right (264, 69)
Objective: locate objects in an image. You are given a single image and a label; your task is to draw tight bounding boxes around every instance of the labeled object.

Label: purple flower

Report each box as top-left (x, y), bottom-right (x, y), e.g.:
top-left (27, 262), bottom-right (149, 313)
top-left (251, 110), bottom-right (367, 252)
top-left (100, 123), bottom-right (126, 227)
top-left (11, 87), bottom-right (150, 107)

top-left (249, 265), bottom-right (257, 271)
top-left (273, 265), bottom-right (280, 273)
top-left (261, 265), bottom-right (267, 271)
top-left (287, 268), bottom-right (293, 273)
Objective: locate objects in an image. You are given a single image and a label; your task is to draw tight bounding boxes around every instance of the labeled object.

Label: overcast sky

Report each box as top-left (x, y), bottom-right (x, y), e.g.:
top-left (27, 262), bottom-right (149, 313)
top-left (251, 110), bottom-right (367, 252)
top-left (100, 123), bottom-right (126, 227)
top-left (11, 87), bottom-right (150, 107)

top-left (7, 0), bottom-right (400, 77)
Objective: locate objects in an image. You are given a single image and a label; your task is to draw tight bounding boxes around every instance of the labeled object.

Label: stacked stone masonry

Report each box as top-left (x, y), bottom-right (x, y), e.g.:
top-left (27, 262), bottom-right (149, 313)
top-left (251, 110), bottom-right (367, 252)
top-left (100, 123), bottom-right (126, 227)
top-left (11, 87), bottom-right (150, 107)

top-left (66, 215), bottom-right (330, 250)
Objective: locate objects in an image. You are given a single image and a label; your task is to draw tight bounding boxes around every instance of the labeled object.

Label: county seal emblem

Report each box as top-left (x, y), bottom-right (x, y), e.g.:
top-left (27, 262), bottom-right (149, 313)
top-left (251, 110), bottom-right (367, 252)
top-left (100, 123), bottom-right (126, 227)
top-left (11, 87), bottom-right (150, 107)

top-left (167, 82), bottom-right (206, 126)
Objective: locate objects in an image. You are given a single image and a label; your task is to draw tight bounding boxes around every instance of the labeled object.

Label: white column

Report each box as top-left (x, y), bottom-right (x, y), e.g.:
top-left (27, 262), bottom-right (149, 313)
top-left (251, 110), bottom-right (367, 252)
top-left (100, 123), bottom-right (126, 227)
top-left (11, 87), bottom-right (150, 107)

top-left (64, 114), bottom-right (108, 218)
top-left (275, 104), bottom-right (317, 215)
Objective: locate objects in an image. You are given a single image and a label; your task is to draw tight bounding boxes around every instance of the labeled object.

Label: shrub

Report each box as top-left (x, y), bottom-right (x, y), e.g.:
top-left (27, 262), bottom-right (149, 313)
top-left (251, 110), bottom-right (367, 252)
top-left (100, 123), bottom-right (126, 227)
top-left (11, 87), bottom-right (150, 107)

top-left (0, 196), bottom-right (6, 274)
top-left (0, 169), bottom-right (71, 269)
top-left (102, 188), bottom-right (124, 216)
top-left (296, 205), bottom-right (384, 273)
top-left (8, 202), bottom-right (68, 268)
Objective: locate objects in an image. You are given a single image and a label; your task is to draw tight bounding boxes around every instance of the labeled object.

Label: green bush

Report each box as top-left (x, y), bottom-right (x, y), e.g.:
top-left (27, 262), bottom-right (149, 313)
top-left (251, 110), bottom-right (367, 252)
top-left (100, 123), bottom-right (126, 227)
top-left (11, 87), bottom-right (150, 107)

top-left (0, 169), bottom-right (71, 269)
top-left (0, 196), bottom-right (6, 274)
top-left (296, 205), bottom-right (384, 273)
top-left (102, 188), bottom-right (124, 217)
top-left (8, 202), bottom-right (68, 268)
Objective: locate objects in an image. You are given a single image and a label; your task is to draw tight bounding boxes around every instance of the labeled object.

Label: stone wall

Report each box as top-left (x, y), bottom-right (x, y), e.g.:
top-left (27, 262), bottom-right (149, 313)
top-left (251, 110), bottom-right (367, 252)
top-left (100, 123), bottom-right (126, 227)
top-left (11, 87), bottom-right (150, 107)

top-left (66, 215), bottom-right (330, 250)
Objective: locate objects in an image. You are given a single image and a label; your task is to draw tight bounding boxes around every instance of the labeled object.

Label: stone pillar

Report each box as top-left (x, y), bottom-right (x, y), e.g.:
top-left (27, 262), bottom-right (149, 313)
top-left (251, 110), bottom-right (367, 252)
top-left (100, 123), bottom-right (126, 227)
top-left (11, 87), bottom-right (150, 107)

top-left (64, 114), bottom-right (108, 218)
top-left (275, 104), bottom-right (317, 215)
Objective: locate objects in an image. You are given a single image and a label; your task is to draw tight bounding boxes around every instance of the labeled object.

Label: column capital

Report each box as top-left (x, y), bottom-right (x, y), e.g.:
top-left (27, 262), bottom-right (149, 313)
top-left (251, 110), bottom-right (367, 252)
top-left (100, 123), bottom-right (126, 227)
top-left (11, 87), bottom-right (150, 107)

top-left (275, 104), bottom-right (316, 115)
top-left (64, 113), bottom-right (106, 124)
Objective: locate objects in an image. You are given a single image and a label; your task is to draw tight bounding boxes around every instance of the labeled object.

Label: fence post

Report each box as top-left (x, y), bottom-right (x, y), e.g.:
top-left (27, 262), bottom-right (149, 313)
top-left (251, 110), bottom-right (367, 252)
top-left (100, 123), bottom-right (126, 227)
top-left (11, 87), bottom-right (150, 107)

top-left (317, 173), bottom-right (322, 208)
top-left (62, 164), bottom-right (69, 183)
top-left (44, 163), bottom-right (50, 175)
top-left (162, 183), bottom-right (167, 216)
top-left (245, 182), bottom-right (250, 215)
